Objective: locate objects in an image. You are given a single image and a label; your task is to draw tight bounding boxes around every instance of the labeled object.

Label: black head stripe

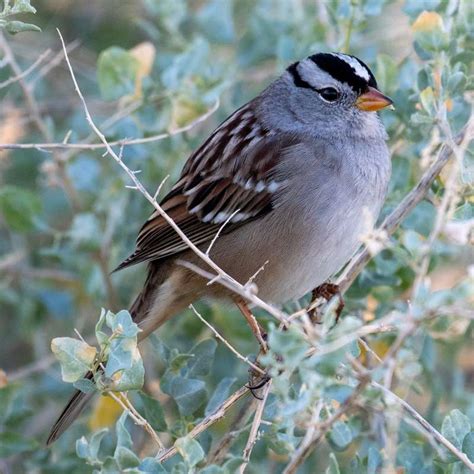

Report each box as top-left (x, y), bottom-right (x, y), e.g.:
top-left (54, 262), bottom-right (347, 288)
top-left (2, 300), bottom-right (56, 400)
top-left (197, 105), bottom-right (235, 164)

top-left (309, 53), bottom-right (377, 94)
top-left (287, 62), bottom-right (316, 90)
top-left (351, 55), bottom-right (378, 89)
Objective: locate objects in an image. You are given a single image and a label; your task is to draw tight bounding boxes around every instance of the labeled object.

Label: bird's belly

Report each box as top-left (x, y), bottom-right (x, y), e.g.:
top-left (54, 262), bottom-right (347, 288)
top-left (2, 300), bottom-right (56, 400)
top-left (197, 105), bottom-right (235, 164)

top-left (210, 199), bottom-right (376, 304)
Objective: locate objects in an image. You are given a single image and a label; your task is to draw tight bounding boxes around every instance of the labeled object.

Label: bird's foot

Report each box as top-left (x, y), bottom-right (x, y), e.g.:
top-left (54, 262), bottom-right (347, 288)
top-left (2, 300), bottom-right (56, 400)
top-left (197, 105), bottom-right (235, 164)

top-left (308, 282), bottom-right (345, 324)
top-left (246, 365), bottom-right (271, 400)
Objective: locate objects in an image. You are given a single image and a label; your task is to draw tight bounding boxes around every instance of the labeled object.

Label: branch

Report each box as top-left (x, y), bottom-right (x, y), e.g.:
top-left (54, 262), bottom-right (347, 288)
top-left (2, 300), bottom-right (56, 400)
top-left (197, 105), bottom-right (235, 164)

top-left (238, 379), bottom-right (272, 474)
top-left (189, 304), bottom-right (265, 375)
top-left (0, 48), bottom-right (51, 89)
top-left (372, 381), bottom-right (474, 471)
top-left (107, 391), bottom-right (165, 451)
top-left (283, 376), bottom-right (370, 474)
top-left (0, 32), bottom-right (52, 140)
top-left (157, 385), bottom-right (250, 463)
top-left (0, 99), bottom-right (220, 151)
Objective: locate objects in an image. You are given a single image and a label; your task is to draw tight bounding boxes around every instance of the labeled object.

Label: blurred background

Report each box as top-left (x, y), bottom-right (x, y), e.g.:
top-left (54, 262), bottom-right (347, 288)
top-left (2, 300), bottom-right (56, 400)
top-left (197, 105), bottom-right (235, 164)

top-left (0, 0), bottom-right (472, 472)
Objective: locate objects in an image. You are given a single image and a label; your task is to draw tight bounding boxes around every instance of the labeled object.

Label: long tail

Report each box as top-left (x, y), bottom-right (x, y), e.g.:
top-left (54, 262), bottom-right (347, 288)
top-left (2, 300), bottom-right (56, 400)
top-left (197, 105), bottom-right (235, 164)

top-left (46, 264), bottom-right (165, 445)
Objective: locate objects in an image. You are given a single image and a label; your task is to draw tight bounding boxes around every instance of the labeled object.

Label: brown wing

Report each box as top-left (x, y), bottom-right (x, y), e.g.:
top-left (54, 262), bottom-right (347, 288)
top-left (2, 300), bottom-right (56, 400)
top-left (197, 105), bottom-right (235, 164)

top-left (114, 103), bottom-right (294, 272)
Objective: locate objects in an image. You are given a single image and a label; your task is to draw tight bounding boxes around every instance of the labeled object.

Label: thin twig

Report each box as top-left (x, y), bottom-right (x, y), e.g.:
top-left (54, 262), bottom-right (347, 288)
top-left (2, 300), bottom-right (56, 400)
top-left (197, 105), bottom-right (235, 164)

top-left (107, 391), bottom-right (165, 451)
top-left (372, 381), bottom-right (474, 471)
top-left (238, 379), bottom-right (272, 474)
top-left (283, 377), bottom-right (369, 474)
top-left (189, 304), bottom-right (265, 375)
top-left (0, 99), bottom-right (220, 151)
top-left (0, 48), bottom-right (51, 89)
top-left (30, 39), bottom-right (81, 85)
top-left (157, 385), bottom-right (250, 463)
top-left (7, 355), bottom-right (56, 382)
top-left (207, 397), bottom-right (257, 465)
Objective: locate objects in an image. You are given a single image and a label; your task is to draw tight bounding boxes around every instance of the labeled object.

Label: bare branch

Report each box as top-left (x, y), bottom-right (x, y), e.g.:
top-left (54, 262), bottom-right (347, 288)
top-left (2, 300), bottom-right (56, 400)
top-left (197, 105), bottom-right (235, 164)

top-left (189, 304), bottom-right (266, 375)
top-left (238, 379), bottom-right (272, 474)
top-left (0, 99), bottom-right (220, 151)
top-left (157, 385), bottom-right (250, 463)
top-left (283, 377), bottom-right (370, 474)
top-left (372, 381), bottom-right (474, 471)
top-left (0, 48), bottom-right (51, 89)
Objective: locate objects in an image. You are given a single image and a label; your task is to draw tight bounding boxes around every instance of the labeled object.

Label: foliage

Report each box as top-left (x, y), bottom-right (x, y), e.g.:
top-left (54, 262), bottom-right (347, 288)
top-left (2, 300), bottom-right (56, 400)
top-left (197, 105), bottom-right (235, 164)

top-left (0, 0), bottom-right (40, 34)
top-left (0, 0), bottom-right (473, 473)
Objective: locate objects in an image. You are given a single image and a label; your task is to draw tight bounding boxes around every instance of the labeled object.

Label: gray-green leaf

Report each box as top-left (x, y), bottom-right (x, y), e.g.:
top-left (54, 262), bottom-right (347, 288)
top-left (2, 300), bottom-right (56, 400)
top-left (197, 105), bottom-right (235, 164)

top-left (175, 436), bottom-right (205, 468)
top-left (51, 337), bottom-right (97, 383)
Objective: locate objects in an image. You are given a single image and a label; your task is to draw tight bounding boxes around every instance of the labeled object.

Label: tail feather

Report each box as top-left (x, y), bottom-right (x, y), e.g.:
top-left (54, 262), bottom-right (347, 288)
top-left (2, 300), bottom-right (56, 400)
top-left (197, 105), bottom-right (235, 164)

top-left (46, 371), bottom-right (95, 445)
top-left (47, 263), bottom-right (165, 445)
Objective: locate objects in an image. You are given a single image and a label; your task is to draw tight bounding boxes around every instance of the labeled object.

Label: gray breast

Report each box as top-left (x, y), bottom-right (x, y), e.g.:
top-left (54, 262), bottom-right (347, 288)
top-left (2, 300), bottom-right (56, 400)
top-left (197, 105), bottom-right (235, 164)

top-left (209, 135), bottom-right (391, 303)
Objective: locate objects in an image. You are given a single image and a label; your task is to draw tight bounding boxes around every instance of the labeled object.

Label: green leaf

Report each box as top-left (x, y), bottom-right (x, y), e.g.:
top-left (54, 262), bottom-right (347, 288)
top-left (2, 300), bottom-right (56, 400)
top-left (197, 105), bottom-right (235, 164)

top-left (75, 436), bottom-right (90, 460)
top-left (115, 411), bottom-right (133, 450)
top-left (441, 409), bottom-right (471, 450)
top-left (164, 376), bottom-right (207, 416)
top-left (169, 352), bottom-right (195, 372)
top-left (139, 457), bottom-right (168, 473)
top-left (267, 325), bottom-right (308, 370)
top-left (97, 46), bottom-right (138, 100)
top-left (11, 0), bottom-right (37, 13)
top-left (325, 453), bottom-right (340, 474)
top-left (186, 339), bottom-right (217, 377)
top-left (367, 446), bottom-right (382, 474)
top-left (137, 391), bottom-right (167, 432)
top-left (51, 337), bottom-right (97, 383)
top-left (76, 430), bottom-right (109, 464)
top-left (0, 185), bottom-right (41, 232)
top-left (109, 349), bottom-right (144, 391)
top-left (100, 310), bottom-right (144, 391)
top-left (175, 436), bottom-right (205, 468)
top-left (199, 466), bottom-right (224, 474)
top-left (0, 431), bottom-right (38, 457)
top-left (462, 432), bottom-right (474, 462)
top-left (324, 384), bottom-right (353, 404)
top-left (89, 429), bottom-right (109, 460)
top-left (328, 420), bottom-right (353, 450)
top-left (4, 20), bottom-right (40, 33)
top-left (205, 377), bottom-right (236, 416)
top-left (396, 441), bottom-right (424, 473)
top-left (115, 446), bottom-right (140, 469)
top-left (73, 377), bottom-right (97, 394)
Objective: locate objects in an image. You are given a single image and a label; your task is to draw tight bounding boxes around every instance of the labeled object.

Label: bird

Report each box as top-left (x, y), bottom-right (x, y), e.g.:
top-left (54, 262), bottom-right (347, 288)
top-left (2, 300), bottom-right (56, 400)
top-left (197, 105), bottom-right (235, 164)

top-left (47, 51), bottom-right (392, 444)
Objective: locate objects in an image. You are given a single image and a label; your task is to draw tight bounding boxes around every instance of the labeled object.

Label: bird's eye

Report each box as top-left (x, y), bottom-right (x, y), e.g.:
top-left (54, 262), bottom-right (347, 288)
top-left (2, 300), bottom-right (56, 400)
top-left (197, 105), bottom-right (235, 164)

top-left (318, 87), bottom-right (340, 102)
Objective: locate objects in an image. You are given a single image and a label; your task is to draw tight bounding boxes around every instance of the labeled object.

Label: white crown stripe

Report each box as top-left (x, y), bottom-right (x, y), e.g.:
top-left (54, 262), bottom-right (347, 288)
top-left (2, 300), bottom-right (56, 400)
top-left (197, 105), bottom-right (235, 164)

top-left (329, 53), bottom-right (371, 82)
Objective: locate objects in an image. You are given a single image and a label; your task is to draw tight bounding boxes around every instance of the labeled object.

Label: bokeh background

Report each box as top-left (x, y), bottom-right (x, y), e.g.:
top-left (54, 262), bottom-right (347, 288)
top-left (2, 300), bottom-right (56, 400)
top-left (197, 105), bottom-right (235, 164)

top-left (0, 0), bottom-right (472, 472)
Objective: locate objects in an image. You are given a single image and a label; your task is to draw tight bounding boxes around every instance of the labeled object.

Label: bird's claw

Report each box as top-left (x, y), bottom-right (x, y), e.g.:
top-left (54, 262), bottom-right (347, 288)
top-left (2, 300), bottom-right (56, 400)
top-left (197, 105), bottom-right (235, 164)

top-left (246, 365), bottom-right (271, 400)
top-left (308, 282), bottom-right (345, 324)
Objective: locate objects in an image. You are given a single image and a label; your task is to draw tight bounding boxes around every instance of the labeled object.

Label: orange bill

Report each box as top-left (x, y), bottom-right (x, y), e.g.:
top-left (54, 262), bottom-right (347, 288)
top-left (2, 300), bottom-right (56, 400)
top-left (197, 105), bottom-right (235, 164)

top-left (356, 86), bottom-right (393, 111)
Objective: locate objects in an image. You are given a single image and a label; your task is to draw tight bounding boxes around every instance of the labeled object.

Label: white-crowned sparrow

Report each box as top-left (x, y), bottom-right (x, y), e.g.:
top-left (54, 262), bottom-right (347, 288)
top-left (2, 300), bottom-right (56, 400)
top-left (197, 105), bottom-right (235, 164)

top-left (48, 52), bottom-right (392, 444)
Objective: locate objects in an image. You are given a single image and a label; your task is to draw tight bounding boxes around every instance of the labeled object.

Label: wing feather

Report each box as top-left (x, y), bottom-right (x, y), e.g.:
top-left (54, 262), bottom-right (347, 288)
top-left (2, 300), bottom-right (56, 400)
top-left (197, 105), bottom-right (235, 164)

top-left (114, 102), bottom-right (297, 272)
